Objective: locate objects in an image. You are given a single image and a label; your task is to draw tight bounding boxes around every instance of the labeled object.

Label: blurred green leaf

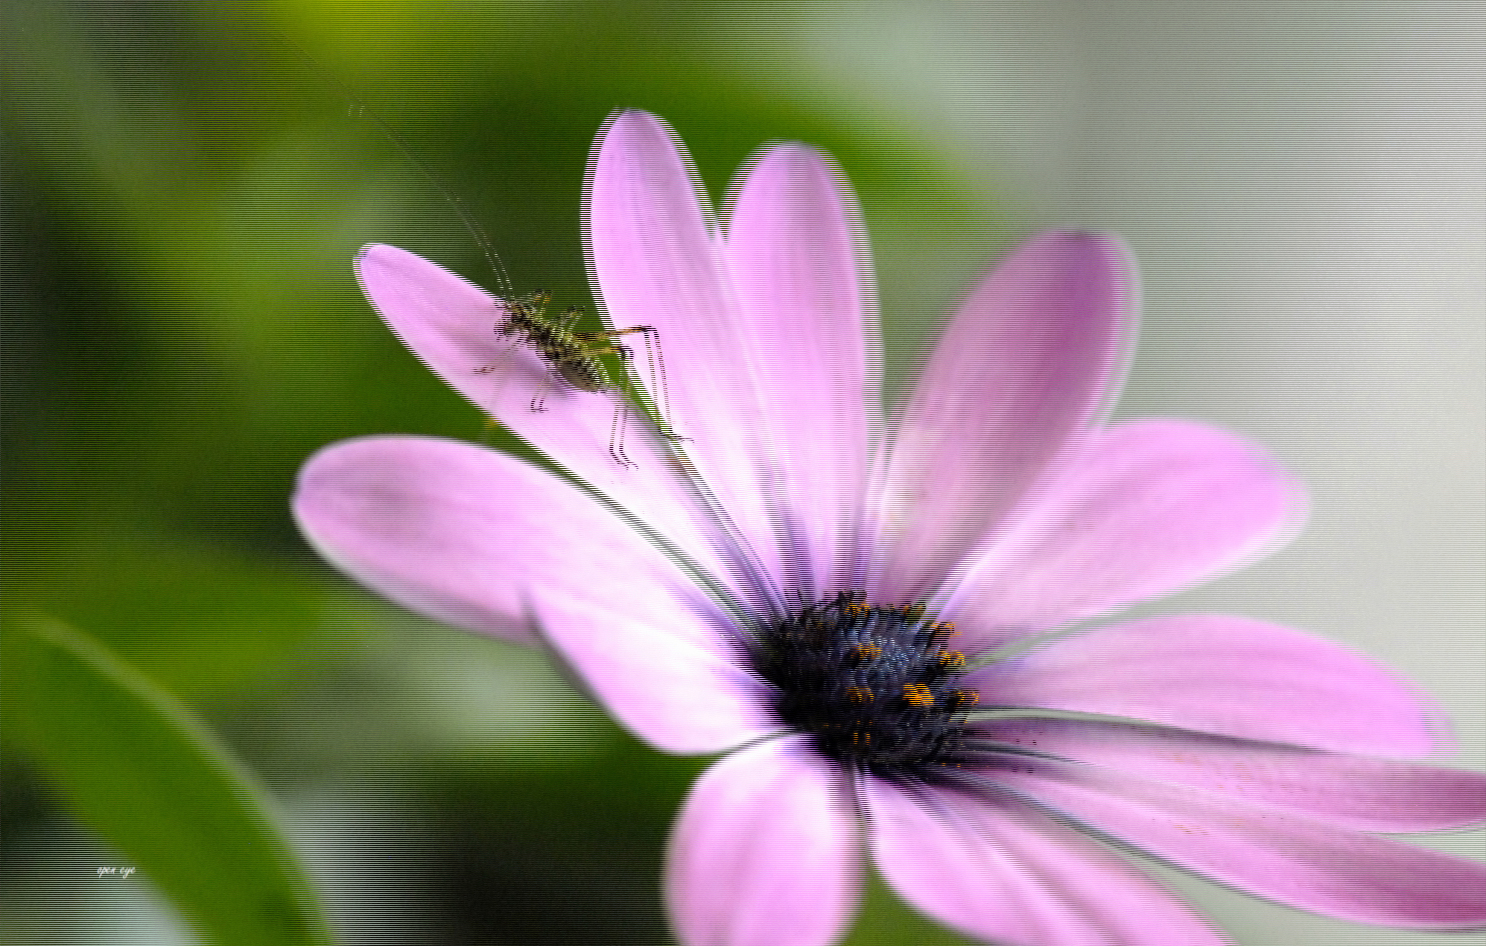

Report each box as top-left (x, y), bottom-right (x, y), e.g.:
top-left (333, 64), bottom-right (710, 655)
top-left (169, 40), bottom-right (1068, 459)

top-left (2, 533), bottom-right (364, 700)
top-left (3, 615), bottom-right (336, 946)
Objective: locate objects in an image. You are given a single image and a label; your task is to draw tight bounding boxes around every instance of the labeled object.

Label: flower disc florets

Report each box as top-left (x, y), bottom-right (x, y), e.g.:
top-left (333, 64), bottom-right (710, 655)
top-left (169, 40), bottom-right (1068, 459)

top-left (751, 592), bottom-right (979, 776)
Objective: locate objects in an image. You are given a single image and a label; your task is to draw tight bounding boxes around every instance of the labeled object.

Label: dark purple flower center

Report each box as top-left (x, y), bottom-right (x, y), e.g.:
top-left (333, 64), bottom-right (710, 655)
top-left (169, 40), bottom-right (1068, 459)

top-left (750, 592), bottom-right (978, 776)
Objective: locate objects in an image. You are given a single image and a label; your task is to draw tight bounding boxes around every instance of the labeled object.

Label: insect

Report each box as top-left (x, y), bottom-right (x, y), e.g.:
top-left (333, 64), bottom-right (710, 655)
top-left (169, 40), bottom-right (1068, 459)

top-left (342, 96), bottom-right (686, 468)
top-left (474, 288), bottom-right (684, 468)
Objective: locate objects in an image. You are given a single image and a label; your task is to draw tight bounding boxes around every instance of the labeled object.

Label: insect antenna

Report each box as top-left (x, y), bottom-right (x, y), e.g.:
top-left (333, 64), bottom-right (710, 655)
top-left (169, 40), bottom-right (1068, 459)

top-left (319, 68), bottom-right (517, 303)
top-left (302, 50), bottom-right (694, 469)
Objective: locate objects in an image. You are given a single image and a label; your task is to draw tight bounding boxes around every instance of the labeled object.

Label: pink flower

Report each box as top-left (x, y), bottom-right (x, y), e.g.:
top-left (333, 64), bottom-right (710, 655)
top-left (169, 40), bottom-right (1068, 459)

top-left (293, 111), bottom-right (1486, 945)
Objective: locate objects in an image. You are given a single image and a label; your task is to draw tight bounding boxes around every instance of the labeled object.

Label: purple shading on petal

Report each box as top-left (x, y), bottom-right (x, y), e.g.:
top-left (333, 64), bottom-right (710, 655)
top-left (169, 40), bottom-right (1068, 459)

top-left (294, 435), bottom-right (774, 753)
top-left (726, 145), bottom-right (879, 600)
top-left (978, 717), bottom-right (1486, 833)
top-left (873, 231), bottom-right (1137, 604)
top-left (291, 435), bottom-right (650, 641)
top-left (666, 736), bottom-right (861, 946)
top-left (989, 760), bottom-right (1486, 929)
top-left (535, 591), bottom-right (779, 756)
top-left (587, 111), bottom-right (786, 597)
top-left (944, 419), bottom-right (1306, 650)
top-left (976, 615), bottom-right (1445, 758)
top-left (868, 776), bottom-right (1225, 945)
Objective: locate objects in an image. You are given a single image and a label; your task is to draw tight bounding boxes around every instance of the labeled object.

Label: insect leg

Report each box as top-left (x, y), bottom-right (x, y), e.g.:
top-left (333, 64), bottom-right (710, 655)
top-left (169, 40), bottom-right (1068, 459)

top-left (608, 394), bottom-right (636, 469)
top-left (477, 323), bottom-right (528, 373)
top-left (531, 370), bottom-right (557, 413)
top-left (587, 341), bottom-right (657, 457)
top-left (599, 326), bottom-right (686, 441)
top-left (639, 326), bottom-right (686, 441)
top-left (609, 346), bottom-right (646, 469)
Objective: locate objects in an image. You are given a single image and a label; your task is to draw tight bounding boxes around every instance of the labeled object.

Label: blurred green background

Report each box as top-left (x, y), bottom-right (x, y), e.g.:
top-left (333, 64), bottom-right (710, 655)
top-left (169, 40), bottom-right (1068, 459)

top-left (3, 2), bottom-right (1482, 945)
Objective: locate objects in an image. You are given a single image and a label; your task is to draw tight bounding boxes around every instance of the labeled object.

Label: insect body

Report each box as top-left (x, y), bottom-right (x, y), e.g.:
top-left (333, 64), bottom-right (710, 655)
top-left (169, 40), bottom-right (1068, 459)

top-left (477, 289), bottom-right (684, 468)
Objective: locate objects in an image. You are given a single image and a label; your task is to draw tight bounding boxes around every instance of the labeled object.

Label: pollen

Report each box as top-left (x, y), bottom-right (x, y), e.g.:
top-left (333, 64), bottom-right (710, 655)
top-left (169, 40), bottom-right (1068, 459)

top-left (928, 621), bottom-right (958, 644)
top-left (902, 683), bottom-right (935, 708)
top-left (936, 651), bottom-right (967, 672)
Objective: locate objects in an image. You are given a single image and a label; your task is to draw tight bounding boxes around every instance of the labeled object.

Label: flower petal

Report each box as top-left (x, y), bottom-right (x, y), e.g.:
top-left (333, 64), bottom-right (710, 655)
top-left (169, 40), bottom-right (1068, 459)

top-left (354, 244), bottom-right (753, 608)
top-left (977, 717), bottom-right (1486, 833)
top-left (725, 145), bottom-right (879, 599)
top-left (666, 736), bottom-right (861, 946)
top-left (873, 231), bottom-right (1138, 603)
top-left (988, 759), bottom-right (1486, 928)
top-left (293, 436), bottom-right (771, 753)
top-left (587, 110), bottom-right (786, 599)
top-left (945, 420), bottom-right (1306, 649)
top-left (975, 615), bottom-right (1445, 758)
top-left (867, 777), bottom-right (1223, 946)
top-left (535, 591), bottom-right (779, 755)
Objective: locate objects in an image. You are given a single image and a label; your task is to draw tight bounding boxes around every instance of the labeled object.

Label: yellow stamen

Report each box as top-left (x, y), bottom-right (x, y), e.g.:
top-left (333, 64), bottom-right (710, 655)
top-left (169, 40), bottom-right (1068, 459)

top-left (929, 621), bottom-right (959, 645)
top-left (903, 683), bottom-right (935, 708)
top-left (937, 651), bottom-right (967, 671)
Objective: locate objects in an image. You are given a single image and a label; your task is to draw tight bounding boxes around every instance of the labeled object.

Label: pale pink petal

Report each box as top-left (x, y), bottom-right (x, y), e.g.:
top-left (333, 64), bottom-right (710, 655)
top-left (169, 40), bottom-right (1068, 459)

top-left (989, 760), bottom-right (1486, 928)
top-left (293, 436), bottom-right (770, 753)
top-left (944, 420), bottom-right (1306, 650)
top-left (978, 717), bottom-right (1486, 833)
top-left (666, 737), bottom-right (861, 946)
top-left (975, 615), bottom-right (1445, 758)
top-left (587, 111), bottom-right (786, 598)
top-left (725, 145), bottom-right (878, 599)
top-left (867, 777), bottom-right (1224, 946)
top-left (353, 244), bottom-right (756, 608)
top-left (872, 231), bottom-right (1137, 603)
top-left (536, 592), bottom-right (779, 755)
